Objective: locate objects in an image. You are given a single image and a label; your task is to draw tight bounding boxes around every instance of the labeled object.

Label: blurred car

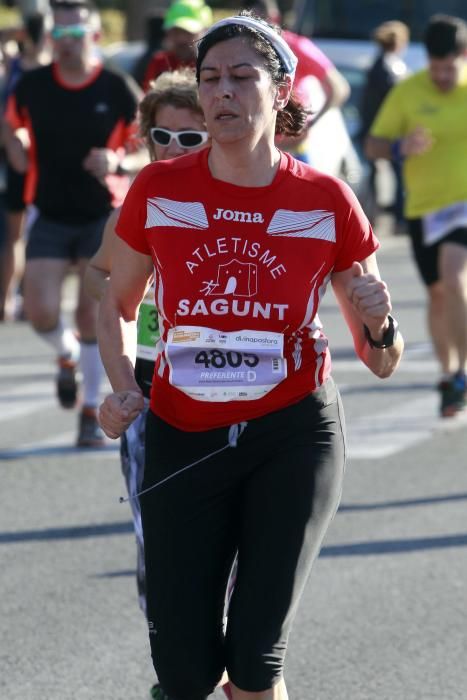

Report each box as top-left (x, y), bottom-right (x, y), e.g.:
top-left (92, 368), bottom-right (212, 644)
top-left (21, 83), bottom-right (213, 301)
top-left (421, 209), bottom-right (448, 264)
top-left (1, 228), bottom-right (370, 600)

top-left (292, 0), bottom-right (467, 45)
top-left (102, 40), bottom-right (146, 77)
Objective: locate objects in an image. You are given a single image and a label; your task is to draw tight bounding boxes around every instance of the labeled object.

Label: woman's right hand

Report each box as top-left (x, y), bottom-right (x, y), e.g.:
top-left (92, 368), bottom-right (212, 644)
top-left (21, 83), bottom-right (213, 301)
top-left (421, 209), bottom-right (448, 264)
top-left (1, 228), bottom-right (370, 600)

top-left (98, 390), bottom-right (145, 439)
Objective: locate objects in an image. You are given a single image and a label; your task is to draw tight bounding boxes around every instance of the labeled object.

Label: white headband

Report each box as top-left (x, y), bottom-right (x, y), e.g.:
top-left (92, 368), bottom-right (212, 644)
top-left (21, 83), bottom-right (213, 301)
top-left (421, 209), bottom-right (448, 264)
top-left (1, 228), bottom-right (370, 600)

top-left (201, 15), bottom-right (298, 80)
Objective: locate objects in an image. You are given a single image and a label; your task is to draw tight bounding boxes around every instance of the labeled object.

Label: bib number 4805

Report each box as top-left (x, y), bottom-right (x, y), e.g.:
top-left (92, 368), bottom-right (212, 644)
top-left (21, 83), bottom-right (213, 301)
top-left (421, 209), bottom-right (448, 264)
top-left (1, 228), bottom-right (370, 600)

top-left (194, 349), bottom-right (259, 369)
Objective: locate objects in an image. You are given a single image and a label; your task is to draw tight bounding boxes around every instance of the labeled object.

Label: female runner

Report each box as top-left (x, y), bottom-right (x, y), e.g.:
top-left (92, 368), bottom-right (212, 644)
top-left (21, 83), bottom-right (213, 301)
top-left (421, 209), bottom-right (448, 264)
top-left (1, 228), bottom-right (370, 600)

top-left (98, 12), bottom-right (403, 700)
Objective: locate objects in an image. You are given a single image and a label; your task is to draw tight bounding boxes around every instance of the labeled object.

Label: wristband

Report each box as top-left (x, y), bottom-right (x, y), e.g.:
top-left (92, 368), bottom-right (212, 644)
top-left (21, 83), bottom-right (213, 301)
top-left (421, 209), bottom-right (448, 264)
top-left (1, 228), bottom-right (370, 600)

top-left (390, 140), bottom-right (405, 162)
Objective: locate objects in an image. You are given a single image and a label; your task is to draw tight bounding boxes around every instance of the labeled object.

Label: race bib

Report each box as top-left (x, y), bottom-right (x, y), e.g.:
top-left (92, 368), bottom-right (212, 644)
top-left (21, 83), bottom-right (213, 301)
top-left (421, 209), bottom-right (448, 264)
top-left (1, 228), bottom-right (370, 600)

top-left (137, 287), bottom-right (159, 361)
top-left (423, 201), bottom-right (467, 246)
top-left (166, 326), bottom-right (287, 402)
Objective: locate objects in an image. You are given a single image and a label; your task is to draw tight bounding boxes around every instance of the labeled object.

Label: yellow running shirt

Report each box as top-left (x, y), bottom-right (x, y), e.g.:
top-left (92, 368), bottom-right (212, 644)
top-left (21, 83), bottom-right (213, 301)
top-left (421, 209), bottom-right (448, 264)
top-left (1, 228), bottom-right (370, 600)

top-left (370, 65), bottom-right (467, 219)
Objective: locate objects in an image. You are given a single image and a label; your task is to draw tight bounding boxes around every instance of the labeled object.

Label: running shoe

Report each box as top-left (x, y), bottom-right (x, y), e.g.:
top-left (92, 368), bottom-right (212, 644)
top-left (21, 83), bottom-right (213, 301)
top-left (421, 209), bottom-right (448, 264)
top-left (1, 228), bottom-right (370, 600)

top-left (56, 356), bottom-right (78, 409)
top-left (76, 406), bottom-right (106, 448)
top-left (438, 372), bottom-right (466, 417)
top-left (150, 684), bottom-right (172, 700)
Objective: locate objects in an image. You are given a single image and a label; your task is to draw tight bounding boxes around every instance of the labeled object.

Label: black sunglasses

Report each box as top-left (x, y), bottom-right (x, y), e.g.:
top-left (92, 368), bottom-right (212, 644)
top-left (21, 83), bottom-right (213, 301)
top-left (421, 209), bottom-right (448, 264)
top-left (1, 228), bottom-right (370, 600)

top-left (150, 127), bottom-right (209, 149)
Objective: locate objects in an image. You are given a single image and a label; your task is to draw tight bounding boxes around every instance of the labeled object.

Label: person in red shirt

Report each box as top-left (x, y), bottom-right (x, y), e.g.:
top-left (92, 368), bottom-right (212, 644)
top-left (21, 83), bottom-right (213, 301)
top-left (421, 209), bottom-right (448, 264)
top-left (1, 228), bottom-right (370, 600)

top-left (242, 0), bottom-right (350, 124)
top-left (98, 12), bottom-right (403, 700)
top-left (242, 0), bottom-right (350, 164)
top-left (142, 0), bottom-right (213, 91)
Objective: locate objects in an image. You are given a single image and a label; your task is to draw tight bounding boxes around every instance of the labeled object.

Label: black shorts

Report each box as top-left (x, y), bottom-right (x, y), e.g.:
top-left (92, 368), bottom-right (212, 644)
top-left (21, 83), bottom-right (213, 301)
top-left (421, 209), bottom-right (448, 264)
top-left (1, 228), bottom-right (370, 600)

top-left (26, 214), bottom-right (107, 261)
top-left (141, 378), bottom-right (346, 699)
top-left (407, 218), bottom-right (467, 286)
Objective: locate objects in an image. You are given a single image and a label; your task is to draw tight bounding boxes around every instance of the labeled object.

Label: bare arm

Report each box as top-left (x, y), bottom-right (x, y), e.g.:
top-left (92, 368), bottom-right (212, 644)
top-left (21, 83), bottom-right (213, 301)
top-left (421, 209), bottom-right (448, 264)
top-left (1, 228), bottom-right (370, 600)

top-left (365, 126), bottom-right (433, 161)
top-left (306, 66), bottom-right (351, 128)
top-left (364, 134), bottom-right (393, 161)
top-left (2, 119), bottom-right (29, 173)
top-left (331, 254), bottom-right (404, 378)
top-left (97, 236), bottom-right (153, 438)
top-left (82, 147), bottom-right (150, 181)
top-left (281, 66), bottom-right (350, 149)
top-left (83, 79), bottom-right (149, 180)
top-left (322, 66), bottom-right (351, 110)
top-left (84, 208), bottom-right (121, 301)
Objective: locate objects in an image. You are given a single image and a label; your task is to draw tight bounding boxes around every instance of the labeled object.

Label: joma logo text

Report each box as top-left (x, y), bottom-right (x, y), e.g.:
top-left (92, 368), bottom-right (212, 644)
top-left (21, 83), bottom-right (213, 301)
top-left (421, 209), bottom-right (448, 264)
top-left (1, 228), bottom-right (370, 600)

top-left (213, 208), bottom-right (264, 223)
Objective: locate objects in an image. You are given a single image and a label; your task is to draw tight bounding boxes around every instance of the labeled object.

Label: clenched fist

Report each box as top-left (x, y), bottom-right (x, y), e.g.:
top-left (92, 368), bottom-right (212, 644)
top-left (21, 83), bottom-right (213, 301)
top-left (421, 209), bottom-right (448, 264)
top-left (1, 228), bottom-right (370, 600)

top-left (346, 261), bottom-right (392, 339)
top-left (98, 390), bottom-right (145, 439)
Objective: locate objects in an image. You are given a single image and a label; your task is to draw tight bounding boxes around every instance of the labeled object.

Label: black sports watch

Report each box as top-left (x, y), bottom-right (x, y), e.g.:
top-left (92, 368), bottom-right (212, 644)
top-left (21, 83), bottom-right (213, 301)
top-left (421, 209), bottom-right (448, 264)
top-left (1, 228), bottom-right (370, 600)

top-left (364, 315), bottom-right (399, 349)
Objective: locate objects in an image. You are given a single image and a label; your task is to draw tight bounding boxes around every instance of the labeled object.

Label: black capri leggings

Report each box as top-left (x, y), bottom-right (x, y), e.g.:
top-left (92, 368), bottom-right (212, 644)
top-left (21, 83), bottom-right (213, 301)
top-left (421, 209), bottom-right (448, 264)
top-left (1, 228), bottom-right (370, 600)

top-left (141, 377), bottom-right (346, 700)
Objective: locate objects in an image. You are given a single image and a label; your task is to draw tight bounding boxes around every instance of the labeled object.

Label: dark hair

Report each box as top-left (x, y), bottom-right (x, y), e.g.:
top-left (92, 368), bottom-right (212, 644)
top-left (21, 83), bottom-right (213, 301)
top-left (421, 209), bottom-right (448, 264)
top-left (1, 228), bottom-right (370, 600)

top-left (24, 13), bottom-right (46, 45)
top-left (146, 12), bottom-right (165, 48)
top-left (195, 11), bottom-right (308, 137)
top-left (424, 14), bottom-right (467, 57)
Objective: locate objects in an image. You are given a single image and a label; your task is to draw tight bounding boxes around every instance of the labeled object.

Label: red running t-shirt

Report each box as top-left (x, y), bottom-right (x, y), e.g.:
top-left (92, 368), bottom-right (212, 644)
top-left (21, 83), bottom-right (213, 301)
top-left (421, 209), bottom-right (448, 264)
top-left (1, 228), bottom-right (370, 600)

top-left (142, 51), bottom-right (195, 92)
top-left (116, 150), bottom-right (379, 431)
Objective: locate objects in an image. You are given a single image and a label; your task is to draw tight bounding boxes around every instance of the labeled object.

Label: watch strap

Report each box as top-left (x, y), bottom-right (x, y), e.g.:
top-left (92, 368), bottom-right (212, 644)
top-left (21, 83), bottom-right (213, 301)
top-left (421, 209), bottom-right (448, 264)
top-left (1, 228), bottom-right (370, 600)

top-left (364, 315), bottom-right (398, 349)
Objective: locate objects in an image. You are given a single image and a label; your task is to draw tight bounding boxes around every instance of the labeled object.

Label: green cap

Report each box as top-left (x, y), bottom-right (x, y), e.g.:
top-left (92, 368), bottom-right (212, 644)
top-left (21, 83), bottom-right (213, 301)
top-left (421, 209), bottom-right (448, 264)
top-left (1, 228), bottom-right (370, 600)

top-left (163, 0), bottom-right (213, 34)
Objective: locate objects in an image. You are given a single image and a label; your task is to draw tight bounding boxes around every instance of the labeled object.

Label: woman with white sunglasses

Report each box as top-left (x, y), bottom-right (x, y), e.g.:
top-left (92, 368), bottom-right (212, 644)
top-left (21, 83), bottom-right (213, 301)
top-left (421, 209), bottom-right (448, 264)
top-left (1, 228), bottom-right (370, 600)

top-left (98, 12), bottom-right (403, 700)
top-left (85, 68), bottom-right (221, 700)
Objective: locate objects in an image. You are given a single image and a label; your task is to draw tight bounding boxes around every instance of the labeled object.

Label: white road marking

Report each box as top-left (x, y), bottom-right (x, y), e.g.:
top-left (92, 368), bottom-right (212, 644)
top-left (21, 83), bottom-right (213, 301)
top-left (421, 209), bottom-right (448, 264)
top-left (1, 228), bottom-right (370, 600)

top-left (0, 430), bottom-right (119, 459)
top-left (0, 362), bottom-right (53, 377)
top-left (332, 358), bottom-right (438, 373)
top-left (0, 376), bottom-right (109, 423)
top-left (331, 342), bottom-right (436, 373)
top-left (0, 380), bottom-right (56, 422)
top-left (1, 343), bottom-right (464, 461)
top-left (346, 394), bottom-right (467, 459)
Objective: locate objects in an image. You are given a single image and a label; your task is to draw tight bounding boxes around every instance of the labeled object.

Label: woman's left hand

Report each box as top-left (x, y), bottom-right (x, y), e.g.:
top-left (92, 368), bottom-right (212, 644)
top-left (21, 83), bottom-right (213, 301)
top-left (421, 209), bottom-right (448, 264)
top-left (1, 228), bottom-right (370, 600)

top-left (346, 261), bottom-right (392, 338)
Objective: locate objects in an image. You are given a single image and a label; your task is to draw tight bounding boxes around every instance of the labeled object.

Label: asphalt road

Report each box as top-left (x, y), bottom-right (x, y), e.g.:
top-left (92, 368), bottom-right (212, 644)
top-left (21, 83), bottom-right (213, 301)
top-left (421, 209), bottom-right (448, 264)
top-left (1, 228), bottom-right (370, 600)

top-left (1, 231), bottom-right (466, 700)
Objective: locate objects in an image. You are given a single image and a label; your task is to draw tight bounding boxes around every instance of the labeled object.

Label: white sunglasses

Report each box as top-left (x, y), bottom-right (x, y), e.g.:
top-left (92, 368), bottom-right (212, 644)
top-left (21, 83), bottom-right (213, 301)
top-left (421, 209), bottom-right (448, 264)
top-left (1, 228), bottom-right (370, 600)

top-left (150, 127), bottom-right (209, 149)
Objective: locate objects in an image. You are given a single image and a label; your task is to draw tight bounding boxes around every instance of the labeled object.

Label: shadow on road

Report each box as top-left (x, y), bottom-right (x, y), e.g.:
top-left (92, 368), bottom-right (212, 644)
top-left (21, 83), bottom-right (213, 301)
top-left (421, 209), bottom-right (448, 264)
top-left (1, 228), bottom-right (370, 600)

top-left (340, 492), bottom-right (467, 512)
top-left (2, 517), bottom-right (467, 558)
top-left (320, 533), bottom-right (467, 557)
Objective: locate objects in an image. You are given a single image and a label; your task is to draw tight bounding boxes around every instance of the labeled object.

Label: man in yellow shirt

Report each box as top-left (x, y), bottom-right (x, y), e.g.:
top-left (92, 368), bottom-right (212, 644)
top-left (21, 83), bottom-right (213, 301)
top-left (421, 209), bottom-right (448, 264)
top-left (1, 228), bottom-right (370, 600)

top-left (366, 14), bottom-right (467, 417)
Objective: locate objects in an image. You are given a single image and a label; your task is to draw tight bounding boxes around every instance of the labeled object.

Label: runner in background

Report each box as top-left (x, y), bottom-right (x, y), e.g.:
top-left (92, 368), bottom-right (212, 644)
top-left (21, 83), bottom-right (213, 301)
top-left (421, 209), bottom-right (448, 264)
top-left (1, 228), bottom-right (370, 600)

top-left (0, 11), bottom-right (51, 321)
top-left (131, 10), bottom-right (165, 87)
top-left (242, 0), bottom-right (350, 162)
top-left (98, 12), bottom-right (403, 699)
top-left (366, 14), bottom-right (467, 417)
top-left (85, 70), bottom-right (234, 700)
top-left (359, 20), bottom-right (409, 231)
top-left (2, 0), bottom-right (143, 446)
top-left (141, 0), bottom-right (213, 92)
